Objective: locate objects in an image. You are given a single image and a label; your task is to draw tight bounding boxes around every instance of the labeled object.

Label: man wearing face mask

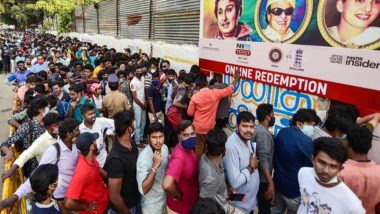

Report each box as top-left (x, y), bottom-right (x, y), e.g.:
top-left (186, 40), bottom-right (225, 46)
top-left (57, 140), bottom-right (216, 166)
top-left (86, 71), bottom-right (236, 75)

top-left (1, 97), bottom-right (48, 177)
top-left (297, 138), bottom-right (365, 214)
top-left (272, 109), bottom-right (320, 214)
top-left (147, 72), bottom-right (164, 126)
top-left (65, 132), bottom-right (109, 214)
top-left (2, 113), bottom-right (60, 181)
top-left (163, 120), bottom-right (199, 214)
top-left (31, 55), bottom-right (49, 74)
top-left (251, 104), bottom-right (275, 214)
top-left (6, 118), bottom-right (81, 214)
top-left (223, 111), bottom-right (260, 214)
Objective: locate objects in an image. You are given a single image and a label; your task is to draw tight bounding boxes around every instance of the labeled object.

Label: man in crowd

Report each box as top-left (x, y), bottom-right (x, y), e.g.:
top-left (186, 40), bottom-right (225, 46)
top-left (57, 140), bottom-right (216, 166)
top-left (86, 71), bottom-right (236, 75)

top-left (224, 111), bottom-right (260, 213)
top-left (31, 55), bottom-right (49, 73)
top-left (339, 125), bottom-right (380, 213)
top-left (67, 83), bottom-right (98, 123)
top-left (252, 104), bottom-right (275, 214)
top-left (64, 132), bottom-right (108, 214)
top-left (188, 70), bottom-right (240, 159)
top-left (79, 104), bottom-right (114, 167)
top-left (298, 137), bottom-right (365, 213)
top-left (6, 60), bottom-right (30, 86)
top-left (272, 109), bottom-right (320, 214)
top-left (147, 72), bottom-right (164, 125)
top-left (136, 122), bottom-right (169, 214)
top-left (163, 120), bottom-right (199, 214)
top-left (17, 75), bottom-right (37, 101)
top-left (102, 74), bottom-right (131, 118)
top-left (104, 111), bottom-right (140, 213)
top-left (130, 64), bottom-right (147, 148)
top-left (198, 128), bottom-right (228, 213)
top-left (2, 113), bottom-right (60, 181)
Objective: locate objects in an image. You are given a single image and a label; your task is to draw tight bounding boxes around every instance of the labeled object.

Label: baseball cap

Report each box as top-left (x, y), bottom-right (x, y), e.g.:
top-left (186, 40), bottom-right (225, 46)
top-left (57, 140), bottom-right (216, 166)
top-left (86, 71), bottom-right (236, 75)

top-left (76, 132), bottom-right (99, 153)
top-left (67, 72), bottom-right (75, 78)
top-left (108, 74), bottom-right (119, 84)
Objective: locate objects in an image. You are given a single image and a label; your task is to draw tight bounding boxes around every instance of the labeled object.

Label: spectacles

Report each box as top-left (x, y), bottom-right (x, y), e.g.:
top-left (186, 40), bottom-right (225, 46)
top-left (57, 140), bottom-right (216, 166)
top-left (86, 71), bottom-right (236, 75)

top-left (269, 7), bottom-right (294, 16)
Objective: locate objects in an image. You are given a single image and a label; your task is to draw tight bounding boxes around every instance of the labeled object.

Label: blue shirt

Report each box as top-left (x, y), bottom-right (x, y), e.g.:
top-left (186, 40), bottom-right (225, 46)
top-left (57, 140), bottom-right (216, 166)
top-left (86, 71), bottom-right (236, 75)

top-left (68, 97), bottom-right (99, 123)
top-left (7, 69), bottom-right (30, 85)
top-left (273, 126), bottom-right (313, 199)
top-left (223, 132), bottom-right (260, 212)
top-left (31, 62), bottom-right (49, 73)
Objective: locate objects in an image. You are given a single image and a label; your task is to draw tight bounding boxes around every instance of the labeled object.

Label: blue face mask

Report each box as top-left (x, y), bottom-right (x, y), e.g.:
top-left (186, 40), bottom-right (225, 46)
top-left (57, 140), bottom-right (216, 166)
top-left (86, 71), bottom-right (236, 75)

top-left (181, 136), bottom-right (196, 150)
top-left (269, 117), bottom-right (275, 127)
top-left (301, 124), bottom-right (314, 138)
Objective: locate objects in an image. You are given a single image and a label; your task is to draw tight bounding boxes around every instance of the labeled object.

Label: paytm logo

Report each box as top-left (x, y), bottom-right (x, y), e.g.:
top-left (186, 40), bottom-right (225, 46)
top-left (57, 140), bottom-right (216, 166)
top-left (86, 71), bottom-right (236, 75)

top-left (235, 43), bottom-right (251, 56)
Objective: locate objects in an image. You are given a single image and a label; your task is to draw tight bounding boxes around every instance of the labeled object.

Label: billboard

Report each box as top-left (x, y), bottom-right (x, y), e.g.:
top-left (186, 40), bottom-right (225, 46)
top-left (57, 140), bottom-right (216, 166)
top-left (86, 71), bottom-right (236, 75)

top-left (199, 0), bottom-right (380, 112)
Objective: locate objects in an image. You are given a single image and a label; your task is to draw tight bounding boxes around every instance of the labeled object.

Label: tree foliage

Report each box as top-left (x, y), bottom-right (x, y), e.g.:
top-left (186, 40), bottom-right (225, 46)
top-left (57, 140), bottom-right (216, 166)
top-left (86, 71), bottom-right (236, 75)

top-left (0, 0), bottom-right (99, 32)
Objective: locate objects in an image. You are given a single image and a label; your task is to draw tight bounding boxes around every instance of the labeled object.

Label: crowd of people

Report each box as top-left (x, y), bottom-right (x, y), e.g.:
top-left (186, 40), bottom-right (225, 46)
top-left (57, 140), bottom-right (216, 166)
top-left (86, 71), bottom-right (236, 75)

top-left (0, 31), bottom-right (379, 214)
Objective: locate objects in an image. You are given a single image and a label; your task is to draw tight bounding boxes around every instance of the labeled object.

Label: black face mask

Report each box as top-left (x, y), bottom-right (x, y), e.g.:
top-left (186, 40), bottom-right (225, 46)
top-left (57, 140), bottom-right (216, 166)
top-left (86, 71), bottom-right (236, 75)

top-left (136, 73), bottom-right (143, 78)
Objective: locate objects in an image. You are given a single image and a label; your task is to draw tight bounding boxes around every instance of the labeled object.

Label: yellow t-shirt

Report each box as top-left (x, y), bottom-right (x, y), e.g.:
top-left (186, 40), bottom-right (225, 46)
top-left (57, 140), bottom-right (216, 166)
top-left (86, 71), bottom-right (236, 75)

top-left (93, 65), bottom-right (104, 78)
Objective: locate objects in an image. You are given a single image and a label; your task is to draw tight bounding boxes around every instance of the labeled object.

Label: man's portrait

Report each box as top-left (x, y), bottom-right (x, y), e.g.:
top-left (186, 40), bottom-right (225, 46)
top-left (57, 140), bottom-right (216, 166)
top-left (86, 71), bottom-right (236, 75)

top-left (254, 0), bottom-right (313, 43)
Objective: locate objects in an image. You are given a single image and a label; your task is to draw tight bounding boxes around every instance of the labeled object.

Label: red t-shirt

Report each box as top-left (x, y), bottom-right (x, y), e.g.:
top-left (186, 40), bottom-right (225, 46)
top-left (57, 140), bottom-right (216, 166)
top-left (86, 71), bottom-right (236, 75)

top-left (65, 155), bottom-right (108, 214)
top-left (166, 144), bottom-right (199, 214)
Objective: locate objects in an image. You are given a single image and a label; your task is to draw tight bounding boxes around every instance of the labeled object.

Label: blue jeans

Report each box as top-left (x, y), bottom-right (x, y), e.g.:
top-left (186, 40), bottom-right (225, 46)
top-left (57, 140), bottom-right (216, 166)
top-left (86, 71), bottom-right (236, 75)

top-left (109, 205), bottom-right (141, 214)
top-left (133, 106), bottom-right (146, 144)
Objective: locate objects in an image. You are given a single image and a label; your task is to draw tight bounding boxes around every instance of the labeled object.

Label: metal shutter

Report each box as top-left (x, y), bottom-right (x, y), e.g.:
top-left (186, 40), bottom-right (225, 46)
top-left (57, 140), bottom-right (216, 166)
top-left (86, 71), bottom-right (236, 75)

top-left (98, 0), bottom-right (117, 36)
top-left (85, 4), bottom-right (98, 34)
top-left (152, 0), bottom-right (200, 44)
top-left (75, 7), bottom-right (84, 33)
top-left (119, 0), bottom-right (150, 39)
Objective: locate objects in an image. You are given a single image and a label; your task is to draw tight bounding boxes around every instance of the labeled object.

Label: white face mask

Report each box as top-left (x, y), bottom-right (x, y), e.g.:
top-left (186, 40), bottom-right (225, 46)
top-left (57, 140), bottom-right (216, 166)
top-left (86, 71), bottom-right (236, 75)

top-left (300, 124), bottom-right (314, 138)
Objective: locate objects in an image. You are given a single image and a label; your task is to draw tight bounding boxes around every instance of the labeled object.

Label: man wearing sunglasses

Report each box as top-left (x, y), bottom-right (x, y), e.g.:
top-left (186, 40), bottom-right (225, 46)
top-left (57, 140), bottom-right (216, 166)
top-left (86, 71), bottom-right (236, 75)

top-left (263, 0), bottom-right (296, 42)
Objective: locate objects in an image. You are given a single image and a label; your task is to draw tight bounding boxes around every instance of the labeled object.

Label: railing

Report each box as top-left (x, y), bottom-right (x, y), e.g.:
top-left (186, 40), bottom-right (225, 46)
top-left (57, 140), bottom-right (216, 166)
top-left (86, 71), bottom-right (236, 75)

top-left (1, 127), bottom-right (27, 214)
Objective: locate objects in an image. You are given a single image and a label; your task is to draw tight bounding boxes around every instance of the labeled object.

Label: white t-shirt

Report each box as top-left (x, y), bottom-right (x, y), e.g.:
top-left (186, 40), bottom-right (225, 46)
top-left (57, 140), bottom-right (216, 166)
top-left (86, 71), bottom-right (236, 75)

top-left (79, 118), bottom-right (115, 167)
top-left (297, 167), bottom-right (365, 214)
top-left (130, 76), bottom-right (145, 108)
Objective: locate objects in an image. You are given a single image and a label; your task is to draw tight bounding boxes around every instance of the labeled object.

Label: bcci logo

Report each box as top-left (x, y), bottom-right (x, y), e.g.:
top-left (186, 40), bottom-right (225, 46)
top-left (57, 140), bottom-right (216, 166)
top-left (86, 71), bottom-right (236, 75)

top-left (269, 48), bottom-right (282, 64)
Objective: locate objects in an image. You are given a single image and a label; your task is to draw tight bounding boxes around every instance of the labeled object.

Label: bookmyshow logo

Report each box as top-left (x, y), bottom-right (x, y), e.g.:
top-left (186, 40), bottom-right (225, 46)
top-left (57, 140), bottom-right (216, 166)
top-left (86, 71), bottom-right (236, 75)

top-left (235, 43), bottom-right (251, 56)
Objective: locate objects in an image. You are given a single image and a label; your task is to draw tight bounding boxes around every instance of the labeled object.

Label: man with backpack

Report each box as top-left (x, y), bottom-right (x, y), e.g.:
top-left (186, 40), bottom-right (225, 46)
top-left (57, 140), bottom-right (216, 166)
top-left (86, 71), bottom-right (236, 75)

top-left (0, 118), bottom-right (80, 214)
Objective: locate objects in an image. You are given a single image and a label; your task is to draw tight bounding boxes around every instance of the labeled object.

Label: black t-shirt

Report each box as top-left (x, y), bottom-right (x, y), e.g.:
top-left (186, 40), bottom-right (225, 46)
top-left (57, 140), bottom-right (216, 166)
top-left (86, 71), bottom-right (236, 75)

top-left (104, 139), bottom-right (140, 209)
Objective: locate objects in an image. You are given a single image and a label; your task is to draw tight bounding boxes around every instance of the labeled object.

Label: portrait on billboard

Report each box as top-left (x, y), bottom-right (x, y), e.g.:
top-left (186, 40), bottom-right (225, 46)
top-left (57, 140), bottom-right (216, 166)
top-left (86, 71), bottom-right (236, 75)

top-left (318, 0), bottom-right (380, 49)
top-left (203, 0), bottom-right (253, 41)
top-left (254, 0), bottom-right (313, 43)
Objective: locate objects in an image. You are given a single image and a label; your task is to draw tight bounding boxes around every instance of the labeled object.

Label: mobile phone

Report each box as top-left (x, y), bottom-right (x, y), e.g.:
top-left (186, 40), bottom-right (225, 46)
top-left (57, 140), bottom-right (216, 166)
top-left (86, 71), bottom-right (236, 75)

top-left (229, 193), bottom-right (245, 201)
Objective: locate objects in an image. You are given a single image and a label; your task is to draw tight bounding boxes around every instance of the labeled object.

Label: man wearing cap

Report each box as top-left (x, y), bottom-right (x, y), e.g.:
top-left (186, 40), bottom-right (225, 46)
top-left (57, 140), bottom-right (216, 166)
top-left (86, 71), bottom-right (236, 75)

top-left (263, 0), bottom-right (295, 42)
top-left (102, 73), bottom-right (131, 118)
top-left (64, 132), bottom-right (109, 214)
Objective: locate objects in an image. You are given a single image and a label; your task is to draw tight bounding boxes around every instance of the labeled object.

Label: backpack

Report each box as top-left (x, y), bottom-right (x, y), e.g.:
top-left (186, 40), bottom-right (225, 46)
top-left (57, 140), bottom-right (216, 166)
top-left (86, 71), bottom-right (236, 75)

top-left (166, 105), bottom-right (182, 131)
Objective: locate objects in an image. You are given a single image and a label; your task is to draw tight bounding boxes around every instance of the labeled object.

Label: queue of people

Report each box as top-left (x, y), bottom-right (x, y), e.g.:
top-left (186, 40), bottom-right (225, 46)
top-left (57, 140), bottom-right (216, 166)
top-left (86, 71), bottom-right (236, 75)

top-left (0, 31), bottom-right (379, 214)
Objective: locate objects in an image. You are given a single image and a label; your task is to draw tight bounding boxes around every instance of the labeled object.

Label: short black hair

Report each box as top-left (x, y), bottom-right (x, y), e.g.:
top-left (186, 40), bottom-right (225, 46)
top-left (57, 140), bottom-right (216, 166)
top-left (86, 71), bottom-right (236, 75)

top-left (114, 111), bottom-right (134, 137)
top-left (195, 74), bottom-right (208, 89)
top-left (324, 107), bottom-right (355, 134)
top-left (167, 69), bottom-right (176, 76)
top-left (58, 118), bottom-right (79, 140)
top-left (43, 112), bottom-right (60, 127)
top-left (256, 104), bottom-right (273, 122)
top-left (347, 125), bottom-right (372, 154)
top-left (84, 64), bottom-right (93, 71)
top-left (46, 95), bottom-right (58, 108)
top-left (68, 83), bottom-right (83, 93)
top-left (38, 70), bottom-right (47, 80)
top-left (26, 75), bottom-right (37, 84)
top-left (108, 82), bottom-right (118, 91)
top-left (27, 97), bottom-right (48, 119)
top-left (30, 164), bottom-right (58, 203)
top-left (291, 109), bottom-right (318, 126)
top-left (34, 83), bottom-right (46, 94)
top-left (206, 128), bottom-right (227, 156)
top-left (313, 137), bottom-right (348, 165)
top-left (80, 103), bottom-right (95, 115)
top-left (25, 89), bottom-right (35, 98)
top-left (178, 120), bottom-right (194, 133)
top-left (183, 73), bottom-right (194, 85)
top-left (149, 121), bottom-right (165, 136)
top-left (237, 111), bottom-right (255, 125)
